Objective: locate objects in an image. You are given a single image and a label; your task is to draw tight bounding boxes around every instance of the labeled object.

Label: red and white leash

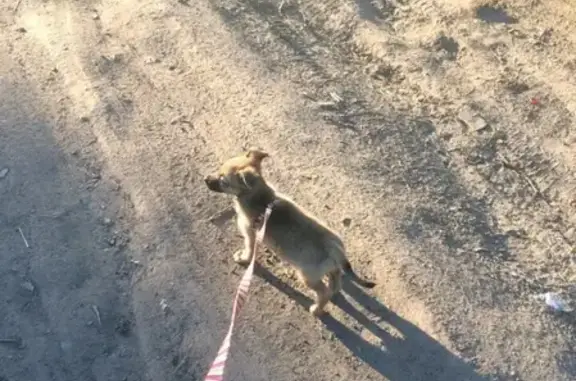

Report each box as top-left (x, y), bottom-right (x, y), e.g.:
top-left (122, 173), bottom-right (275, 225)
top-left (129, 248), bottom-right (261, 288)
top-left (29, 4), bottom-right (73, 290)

top-left (204, 203), bottom-right (275, 381)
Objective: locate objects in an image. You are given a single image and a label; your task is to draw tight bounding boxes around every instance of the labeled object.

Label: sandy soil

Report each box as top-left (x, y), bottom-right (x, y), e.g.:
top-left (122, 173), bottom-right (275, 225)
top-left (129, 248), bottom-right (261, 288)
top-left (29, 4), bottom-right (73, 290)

top-left (1, 0), bottom-right (575, 380)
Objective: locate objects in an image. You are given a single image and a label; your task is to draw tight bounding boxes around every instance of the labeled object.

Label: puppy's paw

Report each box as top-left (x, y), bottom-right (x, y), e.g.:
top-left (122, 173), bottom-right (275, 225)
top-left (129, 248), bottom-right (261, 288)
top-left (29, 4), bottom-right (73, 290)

top-left (233, 250), bottom-right (251, 266)
top-left (309, 304), bottom-right (326, 317)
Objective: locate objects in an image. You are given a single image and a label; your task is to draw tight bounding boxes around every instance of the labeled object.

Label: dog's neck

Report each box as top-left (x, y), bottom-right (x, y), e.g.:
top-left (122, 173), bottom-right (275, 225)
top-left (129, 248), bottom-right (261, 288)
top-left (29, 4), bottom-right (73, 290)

top-left (235, 183), bottom-right (276, 219)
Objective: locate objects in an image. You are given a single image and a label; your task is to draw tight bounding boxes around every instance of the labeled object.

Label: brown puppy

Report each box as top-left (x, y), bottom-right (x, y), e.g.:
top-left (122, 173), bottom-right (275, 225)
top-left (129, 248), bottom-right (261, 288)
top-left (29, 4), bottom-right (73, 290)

top-left (204, 148), bottom-right (375, 316)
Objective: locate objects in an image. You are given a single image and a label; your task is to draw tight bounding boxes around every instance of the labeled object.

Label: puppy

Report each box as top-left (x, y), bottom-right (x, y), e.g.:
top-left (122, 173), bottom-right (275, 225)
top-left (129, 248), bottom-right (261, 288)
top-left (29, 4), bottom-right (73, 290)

top-left (204, 148), bottom-right (375, 316)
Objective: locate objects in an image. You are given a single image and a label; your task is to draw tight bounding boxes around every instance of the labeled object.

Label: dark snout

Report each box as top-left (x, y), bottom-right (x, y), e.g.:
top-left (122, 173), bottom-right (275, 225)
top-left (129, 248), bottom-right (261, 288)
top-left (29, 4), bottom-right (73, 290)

top-left (204, 175), bottom-right (223, 192)
top-left (204, 175), bottom-right (222, 192)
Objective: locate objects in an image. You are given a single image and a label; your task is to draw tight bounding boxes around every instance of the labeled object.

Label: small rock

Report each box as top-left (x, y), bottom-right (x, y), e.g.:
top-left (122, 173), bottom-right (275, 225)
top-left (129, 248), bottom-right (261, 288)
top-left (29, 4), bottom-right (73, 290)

top-left (439, 132), bottom-right (453, 141)
top-left (491, 130), bottom-right (508, 142)
top-left (435, 34), bottom-right (459, 59)
top-left (506, 81), bottom-right (529, 94)
top-left (102, 218), bottom-right (113, 226)
top-left (316, 101), bottom-right (340, 111)
top-left (144, 57), bottom-right (160, 64)
top-left (342, 218), bottom-right (352, 227)
top-left (21, 281), bottom-right (35, 293)
top-left (15, 27), bottom-right (26, 33)
top-left (80, 116), bottom-right (90, 123)
top-left (108, 237), bottom-right (116, 246)
top-left (506, 229), bottom-right (527, 239)
top-left (115, 318), bottom-right (131, 337)
top-left (92, 13), bottom-right (100, 20)
top-left (538, 28), bottom-right (553, 44)
top-left (458, 106), bottom-right (489, 132)
top-left (160, 299), bottom-right (170, 313)
top-left (0, 168), bottom-right (9, 179)
top-left (365, 63), bottom-right (395, 80)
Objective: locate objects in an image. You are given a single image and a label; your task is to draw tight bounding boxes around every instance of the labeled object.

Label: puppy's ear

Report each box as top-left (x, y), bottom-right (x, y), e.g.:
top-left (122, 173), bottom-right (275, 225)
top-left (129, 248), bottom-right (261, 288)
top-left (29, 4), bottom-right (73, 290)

top-left (237, 169), bottom-right (262, 190)
top-left (245, 147), bottom-right (269, 164)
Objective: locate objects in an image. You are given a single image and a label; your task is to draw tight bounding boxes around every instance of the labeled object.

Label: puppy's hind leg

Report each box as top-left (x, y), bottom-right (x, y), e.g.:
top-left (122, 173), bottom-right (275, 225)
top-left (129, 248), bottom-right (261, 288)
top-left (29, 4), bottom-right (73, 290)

top-left (326, 269), bottom-right (342, 299)
top-left (299, 272), bottom-right (331, 317)
top-left (233, 215), bottom-right (255, 266)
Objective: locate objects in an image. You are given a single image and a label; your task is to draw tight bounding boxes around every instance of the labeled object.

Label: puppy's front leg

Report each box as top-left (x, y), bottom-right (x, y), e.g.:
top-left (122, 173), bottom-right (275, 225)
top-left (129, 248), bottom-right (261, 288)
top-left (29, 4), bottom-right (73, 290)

top-left (233, 213), bottom-right (255, 266)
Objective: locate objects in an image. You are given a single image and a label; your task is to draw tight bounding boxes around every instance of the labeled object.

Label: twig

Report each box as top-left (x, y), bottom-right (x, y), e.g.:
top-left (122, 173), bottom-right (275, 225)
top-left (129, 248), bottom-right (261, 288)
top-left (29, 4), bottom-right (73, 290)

top-left (523, 173), bottom-right (540, 195)
top-left (207, 206), bottom-right (235, 225)
top-left (17, 227), bottom-right (30, 248)
top-left (329, 91), bottom-right (343, 104)
top-left (13, 0), bottom-right (23, 14)
top-left (0, 338), bottom-right (20, 344)
top-left (0, 337), bottom-right (23, 348)
top-left (278, 0), bottom-right (285, 15)
top-left (91, 305), bottom-right (102, 326)
top-left (172, 356), bottom-right (189, 375)
top-left (497, 152), bottom-right (547, 203)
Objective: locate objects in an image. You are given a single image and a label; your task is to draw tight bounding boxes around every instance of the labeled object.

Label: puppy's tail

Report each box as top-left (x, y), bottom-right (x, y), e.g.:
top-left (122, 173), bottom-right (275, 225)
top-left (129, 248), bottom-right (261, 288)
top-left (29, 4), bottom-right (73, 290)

top-left (342, 260), bottom-right (376, 289)
top-left (325, 237), bottom-right (376, 289)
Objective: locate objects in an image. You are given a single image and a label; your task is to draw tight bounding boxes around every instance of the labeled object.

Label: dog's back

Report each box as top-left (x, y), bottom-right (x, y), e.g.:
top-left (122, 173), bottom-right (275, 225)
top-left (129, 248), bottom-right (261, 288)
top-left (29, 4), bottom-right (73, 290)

top-left (261, 193), bottom-right (346, 276)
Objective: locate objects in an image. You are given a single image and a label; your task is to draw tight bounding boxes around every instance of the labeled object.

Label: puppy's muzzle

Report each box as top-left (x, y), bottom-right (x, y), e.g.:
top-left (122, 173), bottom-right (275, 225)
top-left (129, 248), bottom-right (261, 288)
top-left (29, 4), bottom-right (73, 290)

top-left (204, 175), bottom-right (223, 192)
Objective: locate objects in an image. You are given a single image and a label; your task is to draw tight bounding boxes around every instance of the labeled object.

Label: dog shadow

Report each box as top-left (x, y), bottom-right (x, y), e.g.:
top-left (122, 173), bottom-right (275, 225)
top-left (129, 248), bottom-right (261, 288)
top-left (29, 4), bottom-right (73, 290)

top-left (253, 263), bottom-right (488, 381)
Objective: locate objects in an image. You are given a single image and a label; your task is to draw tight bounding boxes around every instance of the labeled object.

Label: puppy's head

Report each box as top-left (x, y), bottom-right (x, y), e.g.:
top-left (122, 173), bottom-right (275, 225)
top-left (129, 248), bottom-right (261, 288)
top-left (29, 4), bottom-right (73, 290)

top-left (204, 148), bottom-right (269, 196)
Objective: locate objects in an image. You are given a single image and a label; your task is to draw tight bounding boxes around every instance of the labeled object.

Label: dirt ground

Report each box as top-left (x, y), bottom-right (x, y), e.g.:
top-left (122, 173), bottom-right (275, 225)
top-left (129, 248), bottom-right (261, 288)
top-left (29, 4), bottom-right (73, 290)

top-left (1, 0), bottom-right (575, 380)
